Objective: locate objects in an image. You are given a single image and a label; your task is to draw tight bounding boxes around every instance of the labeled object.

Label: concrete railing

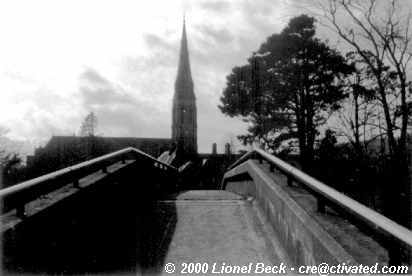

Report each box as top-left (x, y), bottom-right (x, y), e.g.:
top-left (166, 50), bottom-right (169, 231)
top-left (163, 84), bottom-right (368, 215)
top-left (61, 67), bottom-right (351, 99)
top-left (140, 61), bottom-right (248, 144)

top-left (222, 148), bottom-right (412, 265)
top-left (0, 147), bottom-right (177, 218)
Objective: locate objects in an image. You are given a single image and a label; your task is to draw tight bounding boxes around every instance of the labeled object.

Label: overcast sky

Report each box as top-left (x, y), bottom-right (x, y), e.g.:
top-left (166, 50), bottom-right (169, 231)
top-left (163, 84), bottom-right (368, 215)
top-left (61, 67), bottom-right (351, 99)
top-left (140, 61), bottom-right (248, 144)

top-left (0, 0), bottom-right (306, 154)
top-left (2, 0), bottom-right (410, 156)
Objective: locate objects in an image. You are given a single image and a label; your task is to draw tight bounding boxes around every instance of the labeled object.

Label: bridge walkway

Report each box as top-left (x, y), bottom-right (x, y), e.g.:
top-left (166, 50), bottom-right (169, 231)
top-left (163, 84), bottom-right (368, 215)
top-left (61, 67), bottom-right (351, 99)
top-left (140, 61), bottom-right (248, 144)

top-left (148, 190), bottom-right (291, 275)
top-left (3, 147), bottom-right (412, 275)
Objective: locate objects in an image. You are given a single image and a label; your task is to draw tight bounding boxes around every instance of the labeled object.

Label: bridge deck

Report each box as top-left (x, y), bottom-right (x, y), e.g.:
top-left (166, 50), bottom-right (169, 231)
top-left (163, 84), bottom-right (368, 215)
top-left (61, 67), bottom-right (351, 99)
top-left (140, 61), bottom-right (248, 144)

top-left (2, 189), bottom-right (291, 275)
top-left (152, 190), bottom-right (290, 275)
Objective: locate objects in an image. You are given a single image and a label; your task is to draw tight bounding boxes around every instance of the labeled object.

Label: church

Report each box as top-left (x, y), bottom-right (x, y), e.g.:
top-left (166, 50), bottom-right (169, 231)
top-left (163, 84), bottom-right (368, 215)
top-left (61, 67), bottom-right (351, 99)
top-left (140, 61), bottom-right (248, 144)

top-left (26, 20), bottom-right (239, 188)
top-left (27, 19), bottom-right (201, 174)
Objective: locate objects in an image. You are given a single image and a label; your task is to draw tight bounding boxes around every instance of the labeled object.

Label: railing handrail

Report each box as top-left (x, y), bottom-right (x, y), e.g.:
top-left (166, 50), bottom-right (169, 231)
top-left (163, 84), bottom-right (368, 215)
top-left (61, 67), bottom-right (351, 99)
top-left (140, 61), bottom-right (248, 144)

top-left (227, 150), bottom-right (255, 171)
top-left (0, 147), bottom-right (177, 216)
top-left (224, 147), bottom-right (412, 250)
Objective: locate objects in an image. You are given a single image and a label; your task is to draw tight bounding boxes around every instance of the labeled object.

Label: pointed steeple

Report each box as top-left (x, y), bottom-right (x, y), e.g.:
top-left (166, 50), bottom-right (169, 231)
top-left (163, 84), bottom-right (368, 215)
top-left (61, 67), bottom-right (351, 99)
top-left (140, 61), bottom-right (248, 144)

top-left (172, 17), bottom-right (197, 157)
top-left (175, 17), bottom-right (194, 99)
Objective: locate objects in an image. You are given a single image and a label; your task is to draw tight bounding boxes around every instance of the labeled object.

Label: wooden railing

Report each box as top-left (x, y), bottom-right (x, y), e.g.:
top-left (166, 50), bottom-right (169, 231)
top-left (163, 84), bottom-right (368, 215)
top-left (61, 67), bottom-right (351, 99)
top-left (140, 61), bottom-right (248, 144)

top-left (223, 148), bottom-right (412, 265)
top-left (0, 147), bottom-right (177, 218)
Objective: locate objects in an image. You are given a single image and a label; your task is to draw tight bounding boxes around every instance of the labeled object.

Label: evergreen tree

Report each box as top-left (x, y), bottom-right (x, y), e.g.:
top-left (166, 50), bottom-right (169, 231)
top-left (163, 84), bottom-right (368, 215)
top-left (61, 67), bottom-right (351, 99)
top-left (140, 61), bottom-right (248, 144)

top-left (219, 15), bottom-right (353, 170)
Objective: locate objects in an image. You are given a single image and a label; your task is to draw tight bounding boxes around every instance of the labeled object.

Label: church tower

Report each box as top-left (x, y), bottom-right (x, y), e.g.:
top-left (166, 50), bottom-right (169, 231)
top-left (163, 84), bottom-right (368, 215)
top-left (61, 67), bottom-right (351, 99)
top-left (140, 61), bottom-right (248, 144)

top-left (172, 18), bottom-right (197, 157)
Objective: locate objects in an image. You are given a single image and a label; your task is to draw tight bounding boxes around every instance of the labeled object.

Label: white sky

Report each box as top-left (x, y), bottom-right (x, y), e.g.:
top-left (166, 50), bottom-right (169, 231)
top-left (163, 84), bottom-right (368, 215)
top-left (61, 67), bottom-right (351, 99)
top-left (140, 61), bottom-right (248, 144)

top-left (0, 0), bottom-right (300, 154)
top-left (3, 0), bottom-right (409, 156)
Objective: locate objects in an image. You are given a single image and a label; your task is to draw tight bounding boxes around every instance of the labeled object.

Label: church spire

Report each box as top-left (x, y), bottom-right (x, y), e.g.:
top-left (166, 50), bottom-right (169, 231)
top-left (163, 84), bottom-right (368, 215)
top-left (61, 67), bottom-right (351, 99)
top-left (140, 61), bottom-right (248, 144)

top-left (175, 17), bottom-right (194, 97)
top-left (172, 17), bottom-right (197, 158)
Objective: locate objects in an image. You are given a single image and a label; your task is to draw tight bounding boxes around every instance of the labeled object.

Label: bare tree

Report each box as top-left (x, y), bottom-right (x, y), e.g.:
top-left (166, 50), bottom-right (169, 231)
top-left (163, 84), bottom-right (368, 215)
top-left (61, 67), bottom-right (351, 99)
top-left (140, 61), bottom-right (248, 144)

top-left (321, 0), bottom-right (412, 155)
top-left (319, 0), bottom-right (412, 261)
top-left (79, 112), bottom-right (98, 137)
top-left (334, 53), bottom-right (383, 157)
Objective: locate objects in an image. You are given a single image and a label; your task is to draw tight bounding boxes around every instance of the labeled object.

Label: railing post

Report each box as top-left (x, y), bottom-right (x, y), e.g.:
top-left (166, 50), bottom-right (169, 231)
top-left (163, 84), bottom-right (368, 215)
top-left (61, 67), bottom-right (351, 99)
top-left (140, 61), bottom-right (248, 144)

top-left (317, 197), bottom-right (326, 213)
top-left (387, 237), bottom-right (403, 266)
top-left (287, 175), bottom-right (293, 186)
top-left (73, 179), bottom-right (80, 188)
top-left (16, 204), bottom-right (26, 219)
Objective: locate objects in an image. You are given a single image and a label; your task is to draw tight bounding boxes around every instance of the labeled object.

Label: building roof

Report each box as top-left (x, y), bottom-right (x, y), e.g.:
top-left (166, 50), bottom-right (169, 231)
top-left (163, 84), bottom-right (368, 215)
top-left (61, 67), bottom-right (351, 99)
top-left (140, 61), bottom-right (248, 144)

top-left (43, 135), bottom-right (172, 158)
top-left (46, 135), bottom-right (171, 147)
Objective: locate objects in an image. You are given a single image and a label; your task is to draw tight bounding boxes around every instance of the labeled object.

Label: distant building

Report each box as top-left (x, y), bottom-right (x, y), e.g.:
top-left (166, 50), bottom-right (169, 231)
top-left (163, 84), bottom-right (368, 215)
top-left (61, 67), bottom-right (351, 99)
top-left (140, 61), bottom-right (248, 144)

top-left (25, 136), bottom-right (171, 177)
top-left (26, 18), bottom-right (199, 175)
top-left (25, 19), bottom-right (241, 190)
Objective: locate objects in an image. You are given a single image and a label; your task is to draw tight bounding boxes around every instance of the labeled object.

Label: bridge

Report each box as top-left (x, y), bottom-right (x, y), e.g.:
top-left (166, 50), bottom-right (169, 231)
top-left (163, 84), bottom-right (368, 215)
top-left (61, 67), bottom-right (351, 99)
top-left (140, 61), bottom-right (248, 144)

top-left (1, 147), bottom-right (412, 275)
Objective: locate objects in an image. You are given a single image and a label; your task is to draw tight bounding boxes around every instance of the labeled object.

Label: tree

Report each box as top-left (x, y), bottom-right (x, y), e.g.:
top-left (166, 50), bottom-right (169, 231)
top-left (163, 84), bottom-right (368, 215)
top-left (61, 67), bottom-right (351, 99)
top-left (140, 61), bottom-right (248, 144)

top-left (317, 129), bottom-right (338, 184)
top-left (335, 52), bottom-right (381, 158)
top-left (319, 0), bottom-right (412, 229)
top-left (79, 112), bottom-right (98, 137)
top-left (1, 153), bottom-right (23, 188)
top-left (0, 127), bottom-right (24, 188)
top-left (219, 15), bottom-right (353, 170)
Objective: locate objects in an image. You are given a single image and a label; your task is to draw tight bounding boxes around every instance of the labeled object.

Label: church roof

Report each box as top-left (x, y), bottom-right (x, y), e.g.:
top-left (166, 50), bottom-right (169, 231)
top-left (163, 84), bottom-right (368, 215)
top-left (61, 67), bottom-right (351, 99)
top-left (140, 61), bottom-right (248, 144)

top-left (46, 136), bottom-right (171, 147)
top-left (43, 135), bottom-right (171, 157)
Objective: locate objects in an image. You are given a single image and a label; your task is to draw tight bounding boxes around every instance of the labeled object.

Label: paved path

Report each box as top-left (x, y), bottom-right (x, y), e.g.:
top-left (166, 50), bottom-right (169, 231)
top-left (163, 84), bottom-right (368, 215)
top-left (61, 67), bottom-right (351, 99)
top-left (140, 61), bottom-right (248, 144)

top-left (150, 190), bottom-right (291, 275)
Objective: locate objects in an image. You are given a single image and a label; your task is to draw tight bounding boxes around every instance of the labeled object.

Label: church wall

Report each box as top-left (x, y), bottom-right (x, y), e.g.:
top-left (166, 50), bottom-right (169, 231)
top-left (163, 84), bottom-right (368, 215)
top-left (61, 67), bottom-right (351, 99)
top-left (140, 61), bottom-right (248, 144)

top-left (26, 136), bottom-right (172, 180)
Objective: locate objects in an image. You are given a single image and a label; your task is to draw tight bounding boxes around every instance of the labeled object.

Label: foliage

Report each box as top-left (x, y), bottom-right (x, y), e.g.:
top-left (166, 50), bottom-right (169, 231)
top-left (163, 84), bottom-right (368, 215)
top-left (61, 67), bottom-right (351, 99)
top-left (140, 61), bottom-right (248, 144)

top-left (79, 112), bottom-right (98, 137)
top-left (219, 14), bottom-right (353, 168)
top-left (0, 127), bottom-right (25, 188)
top-left (1, 153), bottom-right (24, 188)
top-left (314, 138), bottom-right (386, 211)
